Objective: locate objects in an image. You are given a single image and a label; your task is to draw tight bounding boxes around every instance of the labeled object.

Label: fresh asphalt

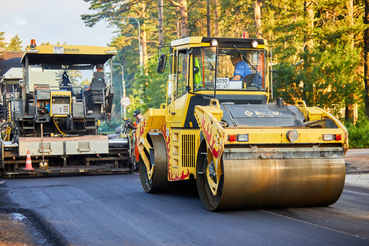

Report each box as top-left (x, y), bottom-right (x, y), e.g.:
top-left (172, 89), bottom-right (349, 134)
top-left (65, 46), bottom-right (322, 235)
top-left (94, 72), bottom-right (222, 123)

top-left (0, 172), bottom-right (368, 246)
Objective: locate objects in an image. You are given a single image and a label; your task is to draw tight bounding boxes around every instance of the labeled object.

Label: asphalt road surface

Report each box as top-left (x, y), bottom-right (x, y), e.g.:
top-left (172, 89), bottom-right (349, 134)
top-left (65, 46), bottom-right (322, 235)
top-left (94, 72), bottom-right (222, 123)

top-left (1, 173), bottom-right (369, 246)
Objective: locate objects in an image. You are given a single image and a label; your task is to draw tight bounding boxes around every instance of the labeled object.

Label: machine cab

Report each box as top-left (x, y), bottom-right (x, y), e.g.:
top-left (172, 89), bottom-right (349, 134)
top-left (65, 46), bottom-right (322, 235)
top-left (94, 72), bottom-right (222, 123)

top-left (159, 37), bottom-right (270, 128)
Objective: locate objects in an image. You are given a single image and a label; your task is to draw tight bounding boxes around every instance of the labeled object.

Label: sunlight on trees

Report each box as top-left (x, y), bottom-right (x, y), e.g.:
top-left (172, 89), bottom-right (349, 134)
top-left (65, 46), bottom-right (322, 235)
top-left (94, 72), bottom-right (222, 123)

top-left (81, 0), bottom-right (367, 123)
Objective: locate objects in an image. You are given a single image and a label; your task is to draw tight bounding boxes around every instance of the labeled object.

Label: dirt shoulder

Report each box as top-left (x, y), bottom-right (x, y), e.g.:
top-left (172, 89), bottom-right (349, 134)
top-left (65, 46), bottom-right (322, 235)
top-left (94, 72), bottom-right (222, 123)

top-left (0, 212), bottom-right (37, 246)
top-left (0, 186), bottom-right (68, 246)
top-left (345, 148), bottom-right (369, 174)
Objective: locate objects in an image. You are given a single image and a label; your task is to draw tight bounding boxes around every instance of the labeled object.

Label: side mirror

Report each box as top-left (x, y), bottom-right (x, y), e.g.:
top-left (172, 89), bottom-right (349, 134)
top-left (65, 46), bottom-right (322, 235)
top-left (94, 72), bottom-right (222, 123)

top-left (157, 54), bottom-right (167, 74)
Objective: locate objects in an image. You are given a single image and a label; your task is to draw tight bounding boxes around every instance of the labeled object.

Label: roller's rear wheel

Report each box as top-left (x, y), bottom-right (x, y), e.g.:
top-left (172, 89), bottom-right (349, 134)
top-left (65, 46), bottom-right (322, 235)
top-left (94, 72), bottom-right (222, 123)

top-left (139, 134), bottom-right (168, 193)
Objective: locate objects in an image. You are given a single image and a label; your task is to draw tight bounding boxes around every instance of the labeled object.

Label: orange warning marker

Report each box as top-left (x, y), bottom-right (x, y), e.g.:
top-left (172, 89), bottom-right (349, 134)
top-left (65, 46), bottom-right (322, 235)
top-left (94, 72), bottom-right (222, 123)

top-left (242, 31), bottom-right (249, 38)
top-left (24, 150), bottom-right (34, 171)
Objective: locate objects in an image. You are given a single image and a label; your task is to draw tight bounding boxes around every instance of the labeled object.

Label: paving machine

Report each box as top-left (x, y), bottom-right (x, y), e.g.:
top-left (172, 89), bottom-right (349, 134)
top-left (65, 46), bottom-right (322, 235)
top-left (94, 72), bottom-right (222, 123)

top-left (0, 40), bottom-right (133, 176)
top-left (136, 37), bottom-right (348, 210)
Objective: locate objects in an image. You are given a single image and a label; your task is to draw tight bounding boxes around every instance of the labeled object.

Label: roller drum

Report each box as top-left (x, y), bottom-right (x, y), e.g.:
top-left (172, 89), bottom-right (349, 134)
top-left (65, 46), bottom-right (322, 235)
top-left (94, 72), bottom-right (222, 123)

top-left (198, 158), bottom-right (345, 211)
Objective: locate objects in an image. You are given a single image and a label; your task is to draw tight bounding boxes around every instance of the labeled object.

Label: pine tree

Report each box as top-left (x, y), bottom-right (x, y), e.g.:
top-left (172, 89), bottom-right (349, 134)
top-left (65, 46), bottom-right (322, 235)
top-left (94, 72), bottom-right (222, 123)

top-left (270, 0), bottom-right (365, 118)
top-left (365, 0), bottom-right (369, 118)
top-left (80, 0), bottom-right (367, 122)
top-left (0, 32), bottom-right (7, 51)
top-left (6, 35), bottom-right (22, 51)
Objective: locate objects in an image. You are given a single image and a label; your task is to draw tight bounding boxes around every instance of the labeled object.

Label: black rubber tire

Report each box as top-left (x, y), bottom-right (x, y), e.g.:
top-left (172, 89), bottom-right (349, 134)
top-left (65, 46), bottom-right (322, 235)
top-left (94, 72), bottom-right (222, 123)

top-left (139, 134), bottom-right (168, 193)
top-left (196, 140), bottom-right (223, 211)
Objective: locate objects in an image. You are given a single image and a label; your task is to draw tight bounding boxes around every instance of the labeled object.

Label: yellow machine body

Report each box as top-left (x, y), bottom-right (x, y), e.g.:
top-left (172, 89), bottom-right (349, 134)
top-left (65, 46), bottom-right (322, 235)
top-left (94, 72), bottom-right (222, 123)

top-left (137, 37), bottom-right (348, 211)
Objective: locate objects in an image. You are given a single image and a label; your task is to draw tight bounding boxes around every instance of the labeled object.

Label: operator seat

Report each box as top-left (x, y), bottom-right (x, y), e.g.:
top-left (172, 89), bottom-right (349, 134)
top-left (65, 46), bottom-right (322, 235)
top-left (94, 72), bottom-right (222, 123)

top-left (89, 72), bottom-right (106, 113)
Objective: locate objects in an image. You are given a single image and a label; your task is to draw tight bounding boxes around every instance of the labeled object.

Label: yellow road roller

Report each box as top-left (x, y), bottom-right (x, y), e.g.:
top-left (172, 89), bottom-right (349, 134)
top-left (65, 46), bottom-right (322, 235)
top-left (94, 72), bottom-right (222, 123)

top-left (136, 37), bottom-right (348, 211)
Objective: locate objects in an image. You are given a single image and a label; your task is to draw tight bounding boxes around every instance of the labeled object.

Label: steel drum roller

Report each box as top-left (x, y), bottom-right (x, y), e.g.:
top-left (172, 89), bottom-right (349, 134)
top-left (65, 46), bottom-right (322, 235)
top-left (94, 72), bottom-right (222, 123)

top-left (198, 158), bottom-right (346, 211)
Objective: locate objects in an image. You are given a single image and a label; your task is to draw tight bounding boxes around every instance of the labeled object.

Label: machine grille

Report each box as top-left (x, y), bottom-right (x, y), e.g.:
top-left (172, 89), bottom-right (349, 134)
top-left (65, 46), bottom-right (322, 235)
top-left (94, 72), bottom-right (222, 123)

top-left (182, 134), bottom-right (196, 167)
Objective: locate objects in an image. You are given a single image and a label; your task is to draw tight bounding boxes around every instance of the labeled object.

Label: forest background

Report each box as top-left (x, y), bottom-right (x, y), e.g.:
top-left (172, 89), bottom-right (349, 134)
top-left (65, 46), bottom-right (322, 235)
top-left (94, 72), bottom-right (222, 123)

top-left (1, 0), bottom-right (368, 147)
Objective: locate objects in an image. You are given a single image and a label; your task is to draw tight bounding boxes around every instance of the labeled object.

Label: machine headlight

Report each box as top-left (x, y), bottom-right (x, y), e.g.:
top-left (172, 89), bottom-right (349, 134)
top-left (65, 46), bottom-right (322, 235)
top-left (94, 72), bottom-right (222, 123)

top-left (106, 50), bottom-right (118, 55)
top-left (211, 39), bottom-right (218, 46)
top-left (26, 49), bottom-right (39, 53)
top-left (322, 134), bottom-right (333, 141)
top-left (237, 134), bottom-right (249, 142)
top-left (251, 40), bottom-right (259, 48)
top-left (322, 134), bottom-right (342, 141)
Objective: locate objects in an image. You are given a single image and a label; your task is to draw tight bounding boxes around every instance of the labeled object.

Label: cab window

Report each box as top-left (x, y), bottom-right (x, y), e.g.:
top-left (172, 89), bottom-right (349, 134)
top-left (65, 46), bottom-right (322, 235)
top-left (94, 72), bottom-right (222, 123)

top-left (217, 49), bottom-right (265, 90)
top-left (193, 47), bottom-right (217, 91)
top-left (177, 50), bottom-right (188, 97)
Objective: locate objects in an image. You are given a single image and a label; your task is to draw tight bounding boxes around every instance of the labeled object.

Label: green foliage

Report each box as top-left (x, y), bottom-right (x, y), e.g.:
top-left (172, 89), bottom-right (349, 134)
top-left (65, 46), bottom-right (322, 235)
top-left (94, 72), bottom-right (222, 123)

top-left (6, 35), bottom-right (22, 51)
top-left (346, 110), bottom-right (369, 148)
top-left (0, 32), bottom-right (23, 51)
top-left (274, 43), bottom-right (363, 109)
top-left (218, 0), bottom-right (255, 37)
top-left (271, 0), bottom-right (365, 118)
top-left (82, 0), bottom-right (368, 124)
top-left (129, 55), bottom-right (169, 116)
top-left (98, 121), bottom-right (117, 134)
top-left (0, 31), bottom-right (6, 51)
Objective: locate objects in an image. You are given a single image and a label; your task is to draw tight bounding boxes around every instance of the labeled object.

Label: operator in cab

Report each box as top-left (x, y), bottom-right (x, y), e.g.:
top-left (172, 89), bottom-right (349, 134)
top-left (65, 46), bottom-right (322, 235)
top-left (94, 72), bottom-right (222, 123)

top-left (230, 54), bottom-right (252, 81)
top-left (93, 64), bottom-right (108, 85)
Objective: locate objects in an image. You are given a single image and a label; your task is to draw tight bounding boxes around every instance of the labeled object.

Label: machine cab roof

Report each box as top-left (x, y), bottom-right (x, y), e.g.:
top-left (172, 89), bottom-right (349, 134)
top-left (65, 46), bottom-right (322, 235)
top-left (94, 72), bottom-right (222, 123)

top-left (21, 40), bottom-right (117, 93)
top-left (22, 41), bottom-right (117, 67)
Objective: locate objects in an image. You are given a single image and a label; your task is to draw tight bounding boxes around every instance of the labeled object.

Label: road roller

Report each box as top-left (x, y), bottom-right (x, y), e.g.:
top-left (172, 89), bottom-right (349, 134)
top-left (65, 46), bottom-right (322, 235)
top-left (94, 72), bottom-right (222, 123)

top-left (137, 37), bottom-right (348, 211)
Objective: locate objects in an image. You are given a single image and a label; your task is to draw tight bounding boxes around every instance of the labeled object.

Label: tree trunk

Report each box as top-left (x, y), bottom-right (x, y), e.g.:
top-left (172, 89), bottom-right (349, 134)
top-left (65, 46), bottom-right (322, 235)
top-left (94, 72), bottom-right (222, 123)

top-left (214, 0), bottom-right (218, 36)
top-left (254, 0), bottom-right (263, 38)
top-left (365, 0), bottom-right (369, 118)
top-left (177, 7), bottom-right (180, 39)
top-left (302, 1), bottom-right (315, 102)
top-left (306, 2), bottom-right (314, 50)
top-left (168, 0), bottom-right (188, 38)
top-left (180, 0), bottom-right (188, 38)
top-left (345, 0), bottom-right (355, 123)
top-left (207, 0), bottom-right (211, 36)
top-left (158, 0), bottom-right (164, 47)
top-left (142, 23), bottom-right (148, 69)
top-left (139, 3), bottom-right (147, 70)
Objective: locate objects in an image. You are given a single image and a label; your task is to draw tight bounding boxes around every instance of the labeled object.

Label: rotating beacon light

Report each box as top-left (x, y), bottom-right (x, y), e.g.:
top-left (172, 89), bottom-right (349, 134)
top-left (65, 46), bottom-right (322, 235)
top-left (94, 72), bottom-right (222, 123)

top-left (30, 39), bottom-right (36, 48)
top-left (242, 31), bottom-right (249, 38)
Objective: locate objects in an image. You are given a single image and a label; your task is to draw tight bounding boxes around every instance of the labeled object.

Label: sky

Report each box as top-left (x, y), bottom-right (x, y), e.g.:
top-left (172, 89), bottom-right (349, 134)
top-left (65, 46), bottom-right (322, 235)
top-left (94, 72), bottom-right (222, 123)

top-left (1, 0), bottom-right (118, 47)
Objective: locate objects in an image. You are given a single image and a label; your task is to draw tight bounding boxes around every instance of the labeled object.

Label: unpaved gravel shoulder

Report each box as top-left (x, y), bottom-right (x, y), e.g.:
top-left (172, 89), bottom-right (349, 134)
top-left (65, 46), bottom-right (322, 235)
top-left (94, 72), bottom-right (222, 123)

top-left (0, 187), bottom-right (69, 246)
top-left (344, 148), bottom-right (369, 174)
top-left (0, 212), bottom-right (37, 246)
top-left (0, 186), bottom-right (37, 246)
